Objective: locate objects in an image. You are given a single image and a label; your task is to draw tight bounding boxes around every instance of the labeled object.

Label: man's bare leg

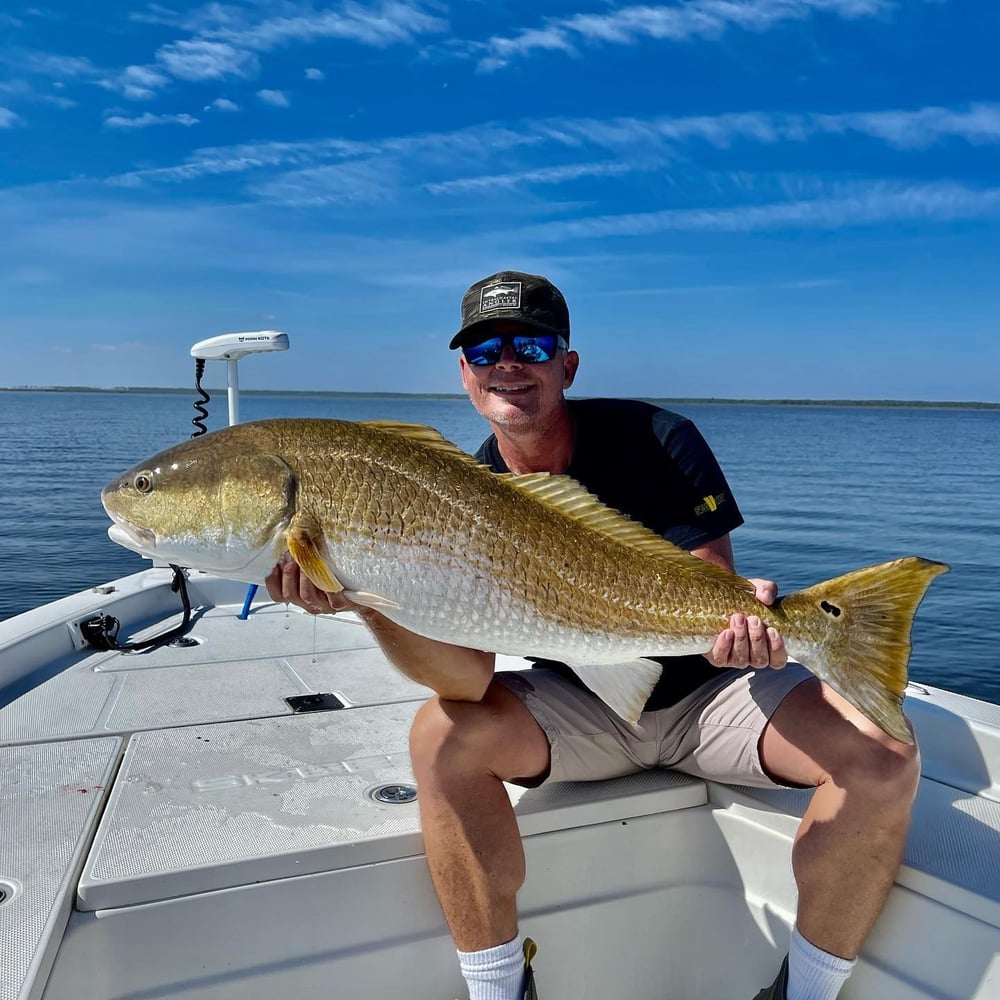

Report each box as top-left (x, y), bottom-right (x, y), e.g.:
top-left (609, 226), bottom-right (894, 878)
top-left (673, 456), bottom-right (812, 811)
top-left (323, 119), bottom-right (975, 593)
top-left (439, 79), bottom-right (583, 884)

top-left (409, 682), bottom-right (551, 952)
top-left (759, 677), bottom-right (920, 996)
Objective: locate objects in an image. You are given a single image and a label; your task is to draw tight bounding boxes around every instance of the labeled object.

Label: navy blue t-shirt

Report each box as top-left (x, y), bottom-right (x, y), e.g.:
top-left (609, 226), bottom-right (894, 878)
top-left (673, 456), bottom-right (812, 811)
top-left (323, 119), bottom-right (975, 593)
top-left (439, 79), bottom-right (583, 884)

top-left (475, 397), bottom-right (745, 711)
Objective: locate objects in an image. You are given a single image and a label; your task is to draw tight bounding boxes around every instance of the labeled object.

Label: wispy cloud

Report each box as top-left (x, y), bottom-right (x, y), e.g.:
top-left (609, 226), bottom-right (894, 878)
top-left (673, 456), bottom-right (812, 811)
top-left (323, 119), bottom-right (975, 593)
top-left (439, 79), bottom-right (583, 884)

top-left (100, 102), bottom-right (999, 194)
top-left (425, 160), bottom-right (659, 195)
top-left (0, 79), bottom-right (75, 109)
top-left (0, 107), bottom-right (20, 128)
top-left (258, 88), bottom-right (289, 107)
top-left (249, 160), bottom-right (401, 206)
top-left (103, 124), bottom-right (534, 188)
top-left (534, 104), bottom-right (1000, 152)
top-left (10, 2), bottom-right (448, 106)
top-left (156, 39), bottom-right (260, 82)
top-left (201, 1), bottom-right (448, 51)
top-left (472, 0), bottom-right (894, 70)
top-left (101, 64), bottom-right (171, 100)
top-left (521, 181), bottom-right (1000, 240)
top-left (3, 49), bottom-right (100, 79)
top-left (103, 111), bottom-right (199, 130)
top-left (816, 104), bottom-right (1000, 148)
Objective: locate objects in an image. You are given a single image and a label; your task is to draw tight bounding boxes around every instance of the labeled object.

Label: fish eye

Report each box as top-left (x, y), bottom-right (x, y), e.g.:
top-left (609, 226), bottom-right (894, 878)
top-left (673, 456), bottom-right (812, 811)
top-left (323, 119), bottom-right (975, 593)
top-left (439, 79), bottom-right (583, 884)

top-left (133, 472), bottom-right (154, 494)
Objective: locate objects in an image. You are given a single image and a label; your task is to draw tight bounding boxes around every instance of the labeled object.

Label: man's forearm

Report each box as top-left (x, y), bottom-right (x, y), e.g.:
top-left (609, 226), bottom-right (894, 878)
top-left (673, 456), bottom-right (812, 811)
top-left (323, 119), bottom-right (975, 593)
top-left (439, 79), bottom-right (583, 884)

top-left (357, 608), bottom-right (496, 702)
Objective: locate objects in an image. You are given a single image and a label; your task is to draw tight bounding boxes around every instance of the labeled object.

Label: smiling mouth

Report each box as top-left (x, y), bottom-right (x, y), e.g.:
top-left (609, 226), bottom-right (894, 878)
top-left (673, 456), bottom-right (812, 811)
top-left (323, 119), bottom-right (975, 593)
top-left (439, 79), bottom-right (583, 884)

top-left (489, 384), bottom-right (534, 394)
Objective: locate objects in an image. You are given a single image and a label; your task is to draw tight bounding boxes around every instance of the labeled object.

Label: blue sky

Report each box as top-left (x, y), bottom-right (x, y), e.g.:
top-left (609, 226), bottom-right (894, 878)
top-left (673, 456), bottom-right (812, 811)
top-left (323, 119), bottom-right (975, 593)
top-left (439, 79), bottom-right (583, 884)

top-left (1, 1), bottom-right (998, 401)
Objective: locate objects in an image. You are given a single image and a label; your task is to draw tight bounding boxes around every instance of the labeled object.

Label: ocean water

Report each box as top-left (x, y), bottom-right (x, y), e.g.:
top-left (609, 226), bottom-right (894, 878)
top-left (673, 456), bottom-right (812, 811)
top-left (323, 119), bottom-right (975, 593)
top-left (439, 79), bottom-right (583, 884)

top-left (1, 390), bottom-right (997, 704)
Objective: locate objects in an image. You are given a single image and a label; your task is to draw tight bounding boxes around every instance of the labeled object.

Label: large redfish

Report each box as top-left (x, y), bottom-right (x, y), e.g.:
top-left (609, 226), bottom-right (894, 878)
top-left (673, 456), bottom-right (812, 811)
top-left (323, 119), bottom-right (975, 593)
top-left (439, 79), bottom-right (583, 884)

top-left (101, 418), bottom-right (948, 742)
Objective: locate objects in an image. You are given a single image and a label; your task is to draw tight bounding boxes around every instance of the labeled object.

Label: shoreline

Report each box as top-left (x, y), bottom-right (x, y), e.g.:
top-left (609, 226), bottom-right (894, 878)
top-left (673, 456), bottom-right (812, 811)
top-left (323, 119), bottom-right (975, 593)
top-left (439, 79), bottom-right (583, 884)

top-left (1, 385), bottom-right (998, 409)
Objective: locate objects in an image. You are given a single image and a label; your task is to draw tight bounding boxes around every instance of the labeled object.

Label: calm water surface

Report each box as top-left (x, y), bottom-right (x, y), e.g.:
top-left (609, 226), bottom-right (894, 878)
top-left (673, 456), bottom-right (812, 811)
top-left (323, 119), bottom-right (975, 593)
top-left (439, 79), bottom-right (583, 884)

top-left (1, 391), bottom-right (996, 703)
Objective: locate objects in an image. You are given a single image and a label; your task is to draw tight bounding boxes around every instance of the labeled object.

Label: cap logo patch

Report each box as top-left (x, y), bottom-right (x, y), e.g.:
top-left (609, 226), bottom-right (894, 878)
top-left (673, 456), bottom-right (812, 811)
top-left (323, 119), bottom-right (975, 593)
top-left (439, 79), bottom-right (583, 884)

top-left (479, 281), bottom-right (522, 313)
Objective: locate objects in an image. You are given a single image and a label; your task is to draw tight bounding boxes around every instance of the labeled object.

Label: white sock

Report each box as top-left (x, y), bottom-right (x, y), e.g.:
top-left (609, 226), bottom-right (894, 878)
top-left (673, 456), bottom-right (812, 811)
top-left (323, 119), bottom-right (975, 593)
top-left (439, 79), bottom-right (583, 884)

top-left (458, 936), bottom-right (524, 1000)
top-left (787, 926), bottom-right (856, 1000)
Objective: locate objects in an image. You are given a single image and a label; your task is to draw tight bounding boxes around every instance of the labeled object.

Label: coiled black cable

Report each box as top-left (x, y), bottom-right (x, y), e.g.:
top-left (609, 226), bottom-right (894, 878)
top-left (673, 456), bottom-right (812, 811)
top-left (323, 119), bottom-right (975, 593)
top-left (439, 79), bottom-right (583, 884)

top-left (192, 358), bottom-right (210, 436)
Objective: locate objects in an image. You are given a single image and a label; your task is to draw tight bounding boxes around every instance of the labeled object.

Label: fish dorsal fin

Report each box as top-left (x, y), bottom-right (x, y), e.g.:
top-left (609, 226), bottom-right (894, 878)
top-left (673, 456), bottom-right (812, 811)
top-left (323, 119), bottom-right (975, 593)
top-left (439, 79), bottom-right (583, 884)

top-left (504, 471), bottom-right (754, 590)
top-left (362, 421), bottom-right (483, 464)
top-left (363, 421), bottom-right (751, 592)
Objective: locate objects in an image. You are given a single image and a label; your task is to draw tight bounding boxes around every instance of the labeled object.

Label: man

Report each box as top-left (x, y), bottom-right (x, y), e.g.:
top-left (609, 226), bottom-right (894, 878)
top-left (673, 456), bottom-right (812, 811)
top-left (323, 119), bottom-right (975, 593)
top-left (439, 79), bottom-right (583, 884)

top-left (266, 271), bottom-right (919, 1000)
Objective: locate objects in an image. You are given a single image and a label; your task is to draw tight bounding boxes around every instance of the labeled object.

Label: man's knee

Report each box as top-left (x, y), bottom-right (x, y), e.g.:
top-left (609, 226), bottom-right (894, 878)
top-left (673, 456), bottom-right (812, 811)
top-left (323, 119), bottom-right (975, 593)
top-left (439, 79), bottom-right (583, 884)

top-left (837, 725), bottom-right (920, 808)
top-left (410, 684), bottom-right (547, 780)
top-left (409, 696), bottom-right (490, 776)
top-left (409, 683), bottom-right (549, 785)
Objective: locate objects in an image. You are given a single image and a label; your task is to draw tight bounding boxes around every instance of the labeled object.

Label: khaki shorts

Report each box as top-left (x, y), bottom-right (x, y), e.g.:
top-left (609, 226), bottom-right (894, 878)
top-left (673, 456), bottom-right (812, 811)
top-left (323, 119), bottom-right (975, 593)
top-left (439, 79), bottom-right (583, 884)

top-left (494, 662), bottom-right (813, 789)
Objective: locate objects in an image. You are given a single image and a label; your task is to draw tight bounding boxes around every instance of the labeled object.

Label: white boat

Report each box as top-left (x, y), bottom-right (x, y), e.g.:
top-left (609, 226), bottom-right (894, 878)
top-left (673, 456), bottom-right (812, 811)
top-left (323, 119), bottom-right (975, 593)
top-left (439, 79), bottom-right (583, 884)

top-left (2, 338), bottom-right (998, 999)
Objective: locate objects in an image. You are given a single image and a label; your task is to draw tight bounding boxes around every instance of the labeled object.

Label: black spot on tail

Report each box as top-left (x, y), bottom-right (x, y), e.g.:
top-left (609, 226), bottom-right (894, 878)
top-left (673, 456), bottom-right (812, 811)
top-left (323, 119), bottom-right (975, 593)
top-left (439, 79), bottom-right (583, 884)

top-left (820, 600), bottom-right (842, 617)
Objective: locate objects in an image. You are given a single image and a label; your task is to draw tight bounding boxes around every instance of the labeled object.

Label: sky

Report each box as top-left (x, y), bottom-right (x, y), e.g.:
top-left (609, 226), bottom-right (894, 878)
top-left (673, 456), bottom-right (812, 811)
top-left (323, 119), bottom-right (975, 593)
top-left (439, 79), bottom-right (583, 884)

top-left (1, 1), bottom-right (998, 401)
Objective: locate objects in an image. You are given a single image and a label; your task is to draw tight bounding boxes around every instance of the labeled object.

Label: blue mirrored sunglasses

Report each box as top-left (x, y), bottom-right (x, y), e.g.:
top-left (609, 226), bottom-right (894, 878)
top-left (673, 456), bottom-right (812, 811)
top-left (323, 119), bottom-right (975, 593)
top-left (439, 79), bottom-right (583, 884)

top-left (462, 332), bottom-right (568, 366)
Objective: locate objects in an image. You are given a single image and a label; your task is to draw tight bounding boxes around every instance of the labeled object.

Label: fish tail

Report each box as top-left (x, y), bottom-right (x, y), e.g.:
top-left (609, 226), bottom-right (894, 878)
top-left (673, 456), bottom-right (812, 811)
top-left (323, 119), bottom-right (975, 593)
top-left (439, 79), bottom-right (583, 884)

top-left (781, 556), bottom-right (949, 744)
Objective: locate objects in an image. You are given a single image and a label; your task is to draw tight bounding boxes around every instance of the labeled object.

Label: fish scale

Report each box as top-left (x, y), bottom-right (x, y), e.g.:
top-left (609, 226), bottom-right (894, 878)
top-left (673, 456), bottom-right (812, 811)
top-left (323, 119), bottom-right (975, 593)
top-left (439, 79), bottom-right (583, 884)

top-left (102, 417), bottom-right (949, 742)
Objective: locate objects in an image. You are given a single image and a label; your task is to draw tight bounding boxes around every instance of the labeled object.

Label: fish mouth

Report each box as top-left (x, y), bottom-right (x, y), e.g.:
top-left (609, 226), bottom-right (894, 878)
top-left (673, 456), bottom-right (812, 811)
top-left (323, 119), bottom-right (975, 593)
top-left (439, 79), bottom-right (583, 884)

top-left (107, 519), bottom-right (157, 556)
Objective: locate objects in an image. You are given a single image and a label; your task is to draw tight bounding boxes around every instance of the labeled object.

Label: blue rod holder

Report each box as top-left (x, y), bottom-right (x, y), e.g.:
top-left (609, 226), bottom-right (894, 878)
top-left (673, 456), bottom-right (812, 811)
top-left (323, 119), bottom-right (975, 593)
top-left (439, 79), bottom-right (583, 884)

top-left (239, 584), bottom-right (258, 620)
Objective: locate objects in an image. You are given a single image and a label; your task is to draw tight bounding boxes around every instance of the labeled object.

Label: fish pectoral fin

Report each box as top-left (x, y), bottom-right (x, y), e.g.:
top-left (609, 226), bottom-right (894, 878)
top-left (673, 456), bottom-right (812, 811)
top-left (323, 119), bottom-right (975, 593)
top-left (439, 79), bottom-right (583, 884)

top-left (286, 514), bottom-right (343, 594)
top-left (342, 590), bottom-right (402, 611)
top-left (562, 659), bottom-right (663, 725)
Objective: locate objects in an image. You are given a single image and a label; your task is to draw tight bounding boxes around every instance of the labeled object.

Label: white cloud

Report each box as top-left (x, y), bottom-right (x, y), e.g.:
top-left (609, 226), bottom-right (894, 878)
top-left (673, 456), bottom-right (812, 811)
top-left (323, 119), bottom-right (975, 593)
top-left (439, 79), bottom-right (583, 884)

top-left (0, 107), bottom-right (20, 128)
top-left (104, 111), bottom-right (199, 130)
top-left (102, 64), bottom-right (171, 100)
top-left (521, 182), bottom-right (1000, 241)
top-left (11, 50), bottom-right (99, 79)
top-left (426, 160), bottom-right (651, 195)
top-left (156, 39), bottom-right (259, 81)
top-left (249, 161), bottom-right (399, 205)
top-left (205, 2), bottom-right (447, 50)
top-left (305, 67), bottom-right (325, 80)
top-left (99, 101), bottom-right (1000, 198)
top-left (0, 79), bottom-right (75, 110)
top-left (817, 104), bottom-right (1000, 149)
top-left (534, 104), bottom-right (1000, 156)
top-left (258, 88), bottom-right (290, 107)
top-left (206, 97), bottom-right (240, 112)
top-left (474, 0), bottom-right (893, 70)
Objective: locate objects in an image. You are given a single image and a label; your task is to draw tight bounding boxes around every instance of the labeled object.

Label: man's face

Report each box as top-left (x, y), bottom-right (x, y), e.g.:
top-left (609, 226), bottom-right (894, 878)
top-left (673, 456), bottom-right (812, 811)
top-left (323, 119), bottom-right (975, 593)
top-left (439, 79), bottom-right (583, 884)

top-left (458, 320), bottom-right (579, 430)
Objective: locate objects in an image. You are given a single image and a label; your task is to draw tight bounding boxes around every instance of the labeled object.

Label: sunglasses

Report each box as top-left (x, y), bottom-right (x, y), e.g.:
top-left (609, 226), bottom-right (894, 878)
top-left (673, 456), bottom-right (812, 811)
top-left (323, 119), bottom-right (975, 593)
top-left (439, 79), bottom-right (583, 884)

top-left (462, 332), bottom-right (568, 366)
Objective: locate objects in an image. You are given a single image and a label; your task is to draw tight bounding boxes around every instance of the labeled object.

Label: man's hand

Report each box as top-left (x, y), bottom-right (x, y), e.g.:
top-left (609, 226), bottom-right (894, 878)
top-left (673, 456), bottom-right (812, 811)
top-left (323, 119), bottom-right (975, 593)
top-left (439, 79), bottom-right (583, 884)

top-left (265, 556), bottom-right (357, 615)
top-left (704, 578), bottom-right (788, 669)
top-left (264, 557), bottom-right (495, 701)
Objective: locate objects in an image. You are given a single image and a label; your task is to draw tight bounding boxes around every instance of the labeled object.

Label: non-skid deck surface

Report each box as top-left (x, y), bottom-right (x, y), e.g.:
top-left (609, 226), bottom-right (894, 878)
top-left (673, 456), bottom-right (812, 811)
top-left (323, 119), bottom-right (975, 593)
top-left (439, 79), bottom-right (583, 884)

top-left (0, 605), bottom-right (429, 747)
top-left (78, 702), bottom-right (706, 911)
top-left (0, 738), bottom-right (120, 1000)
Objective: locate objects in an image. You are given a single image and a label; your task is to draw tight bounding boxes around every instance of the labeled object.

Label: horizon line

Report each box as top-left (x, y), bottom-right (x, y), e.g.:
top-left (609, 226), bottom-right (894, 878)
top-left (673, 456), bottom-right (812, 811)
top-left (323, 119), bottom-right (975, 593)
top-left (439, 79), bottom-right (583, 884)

top-left (2, 385), bottom-right (998, 409)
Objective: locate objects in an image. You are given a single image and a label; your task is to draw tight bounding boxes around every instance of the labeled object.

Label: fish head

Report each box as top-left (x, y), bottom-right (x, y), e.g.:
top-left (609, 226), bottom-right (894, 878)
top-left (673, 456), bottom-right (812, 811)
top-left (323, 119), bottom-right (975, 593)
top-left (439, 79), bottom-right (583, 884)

top-left (102, 430), bottom-right (295, 582)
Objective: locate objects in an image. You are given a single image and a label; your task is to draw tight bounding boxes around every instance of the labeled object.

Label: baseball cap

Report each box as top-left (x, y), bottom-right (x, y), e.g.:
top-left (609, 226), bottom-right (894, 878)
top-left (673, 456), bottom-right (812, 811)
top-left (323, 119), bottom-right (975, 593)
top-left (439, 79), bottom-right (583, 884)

top-left (450, 271), bottom-right (570, 350)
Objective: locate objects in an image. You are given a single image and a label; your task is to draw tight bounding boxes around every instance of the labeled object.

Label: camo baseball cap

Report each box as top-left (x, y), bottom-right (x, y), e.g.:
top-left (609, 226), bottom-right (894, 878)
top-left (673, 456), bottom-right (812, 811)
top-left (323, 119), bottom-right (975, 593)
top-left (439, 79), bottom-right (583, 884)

top-left (450, 271), bottom-right (570, 349)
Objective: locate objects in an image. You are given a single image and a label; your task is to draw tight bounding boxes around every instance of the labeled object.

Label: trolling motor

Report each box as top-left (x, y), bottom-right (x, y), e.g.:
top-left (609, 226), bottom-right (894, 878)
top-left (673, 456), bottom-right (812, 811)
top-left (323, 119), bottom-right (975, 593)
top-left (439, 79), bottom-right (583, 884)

top-left (190, 330), bottom-right (290, 431)
top-left (189, 331), bottom-right (290, 617)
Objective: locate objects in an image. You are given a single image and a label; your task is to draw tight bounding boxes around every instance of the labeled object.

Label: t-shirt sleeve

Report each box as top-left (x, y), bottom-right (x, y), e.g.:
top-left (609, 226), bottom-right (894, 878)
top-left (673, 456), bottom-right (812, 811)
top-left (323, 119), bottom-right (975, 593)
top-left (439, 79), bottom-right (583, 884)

top-left (654, 414), bottom-right (744, 550)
